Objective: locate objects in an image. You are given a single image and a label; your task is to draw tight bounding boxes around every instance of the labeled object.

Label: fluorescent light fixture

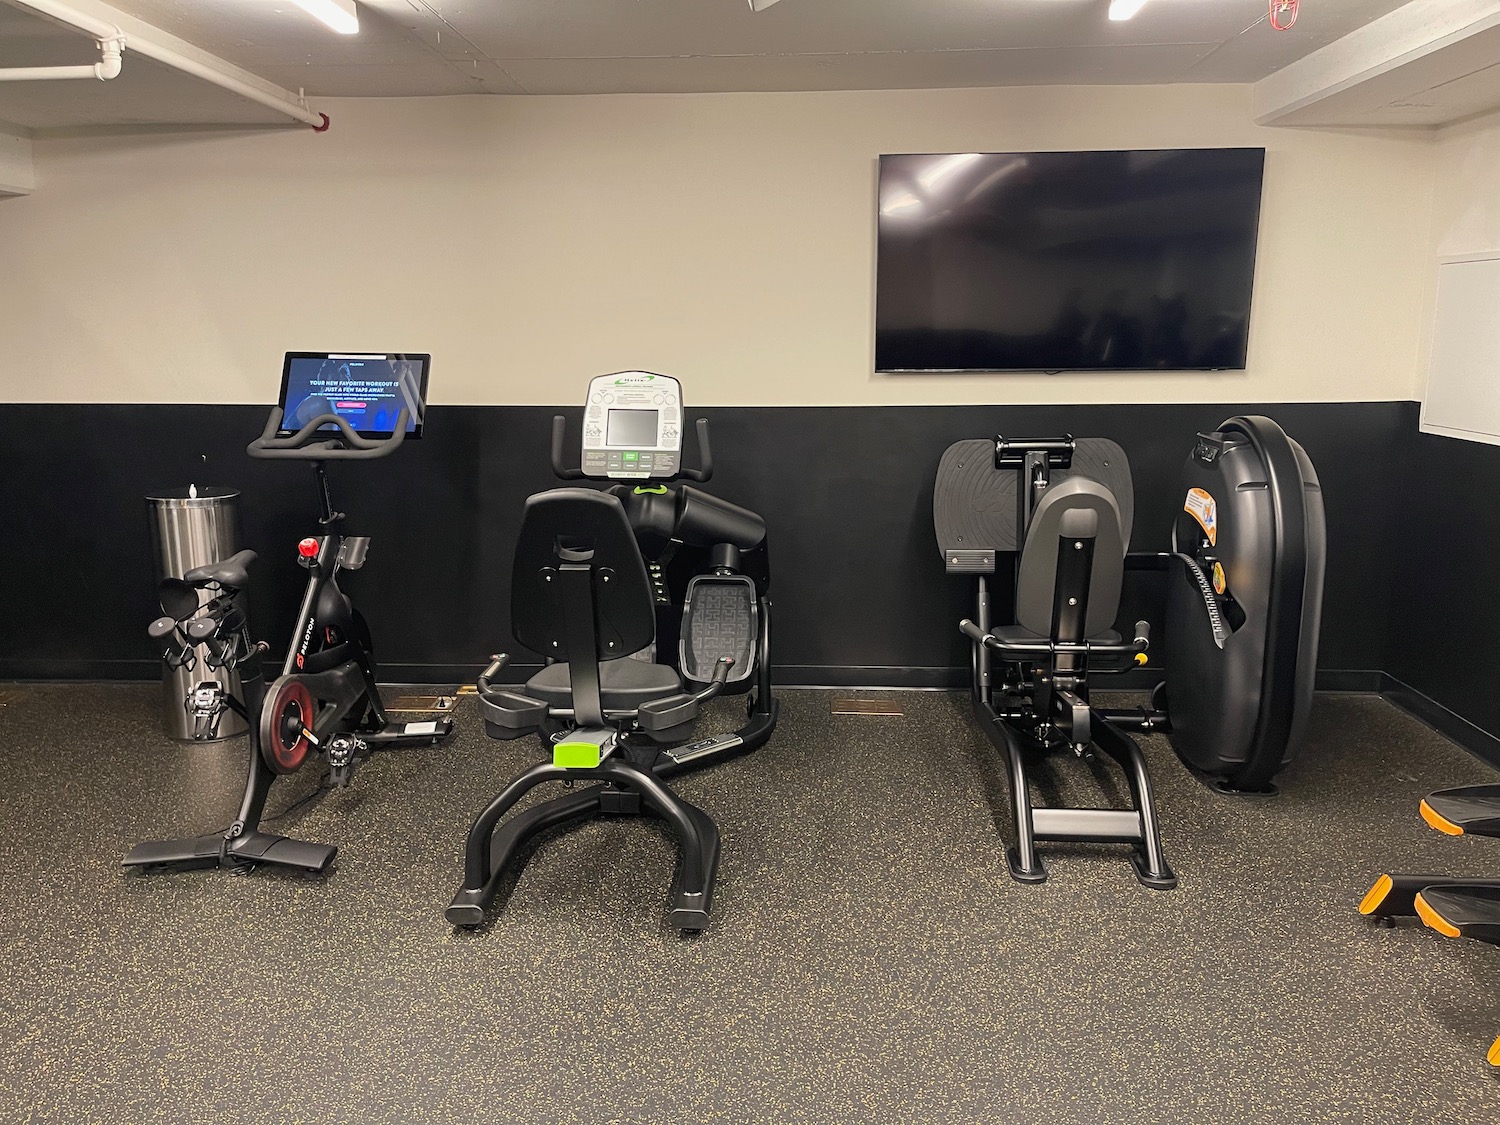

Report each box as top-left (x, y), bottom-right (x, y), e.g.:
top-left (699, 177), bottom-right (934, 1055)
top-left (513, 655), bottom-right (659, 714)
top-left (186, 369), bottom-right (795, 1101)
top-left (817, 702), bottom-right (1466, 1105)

top-left (1109, 0), bottom-right (1148, 19)
top-left (748, 0), bottom-right (783, 10)
top-left (292, 0), bottom-right (359, 35)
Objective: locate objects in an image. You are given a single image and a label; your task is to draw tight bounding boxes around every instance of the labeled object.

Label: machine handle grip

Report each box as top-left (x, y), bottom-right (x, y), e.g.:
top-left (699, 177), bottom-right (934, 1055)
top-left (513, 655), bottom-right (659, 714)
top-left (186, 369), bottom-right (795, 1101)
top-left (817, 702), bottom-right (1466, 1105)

top-left (248, 407), bottom-right (410, 461)
top-left (477, 653), bottom-right (511, 693)
top-left (682, 418), bottom-right (714, 483)
top-left (550, 416), bottom-right (586, 480)
top-left (689, 656), bottom-right (734, 703)
top-left (1131, 620), bottom-right (1150, 665)
top-left (959, 619), bottom-right (989, 644)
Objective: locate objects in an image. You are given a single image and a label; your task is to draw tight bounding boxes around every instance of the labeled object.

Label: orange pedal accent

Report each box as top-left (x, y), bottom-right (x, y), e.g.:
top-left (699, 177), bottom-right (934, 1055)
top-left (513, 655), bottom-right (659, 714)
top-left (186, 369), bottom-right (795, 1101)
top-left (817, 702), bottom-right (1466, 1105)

top-left (1420, 799), bottom-right (1465, 836)
top-left (1359, 875), bottom-right (1394, 915)
top-left (1414, 893), bottom-right (1462, 938)
top-left (1487, 1036), bottom-right (1500, 1067)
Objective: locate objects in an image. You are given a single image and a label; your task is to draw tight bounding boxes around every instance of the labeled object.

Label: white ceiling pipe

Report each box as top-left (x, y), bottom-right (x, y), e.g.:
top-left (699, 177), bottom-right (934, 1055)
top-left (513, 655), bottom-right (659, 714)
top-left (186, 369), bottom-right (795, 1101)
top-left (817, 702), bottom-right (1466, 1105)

top-left (5, 0), bottom-right (327, 128)
top-left (0, 33), bottom-right (123, 82)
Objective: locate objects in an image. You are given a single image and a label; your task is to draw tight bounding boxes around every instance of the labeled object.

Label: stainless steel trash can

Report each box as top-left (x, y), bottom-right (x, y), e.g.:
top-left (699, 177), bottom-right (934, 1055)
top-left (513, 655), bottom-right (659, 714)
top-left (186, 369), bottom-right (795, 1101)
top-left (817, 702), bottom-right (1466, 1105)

top-left (146, 486), bottom-right (248, 741)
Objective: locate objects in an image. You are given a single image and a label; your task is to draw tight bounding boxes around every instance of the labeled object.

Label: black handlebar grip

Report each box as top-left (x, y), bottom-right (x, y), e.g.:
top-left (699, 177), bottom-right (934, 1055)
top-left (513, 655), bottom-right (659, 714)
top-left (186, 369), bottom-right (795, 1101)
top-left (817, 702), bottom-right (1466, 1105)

top-left (959, 619), bottom-right (988, 643)
top-left (550, 416), bottom-right (586, 480)
top-left (1134, 620), bottom-right (1151, 648)
top-left (477, 653), bottom-right (510, 691)
top-left (684, 418), bottom-right (713, 483)
top-left (711, 655), bottom-right (735, 684)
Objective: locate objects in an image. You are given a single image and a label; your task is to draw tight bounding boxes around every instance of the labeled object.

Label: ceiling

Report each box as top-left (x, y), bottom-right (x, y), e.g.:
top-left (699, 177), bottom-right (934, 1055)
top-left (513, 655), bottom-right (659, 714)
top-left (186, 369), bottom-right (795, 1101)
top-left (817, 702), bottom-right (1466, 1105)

top-left (0, 0), bottom-right (1481, 133)
top-left (83, 0), bottom-right (1416, 96)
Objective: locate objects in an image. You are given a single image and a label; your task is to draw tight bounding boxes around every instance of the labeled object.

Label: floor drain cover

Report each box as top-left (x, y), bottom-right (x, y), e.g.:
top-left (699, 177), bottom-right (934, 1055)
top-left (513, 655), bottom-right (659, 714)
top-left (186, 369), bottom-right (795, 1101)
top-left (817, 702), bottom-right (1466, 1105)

top-left (385, 695), bottom-right (458, 714)
top-left (831, 699), bottom-right (904, 716)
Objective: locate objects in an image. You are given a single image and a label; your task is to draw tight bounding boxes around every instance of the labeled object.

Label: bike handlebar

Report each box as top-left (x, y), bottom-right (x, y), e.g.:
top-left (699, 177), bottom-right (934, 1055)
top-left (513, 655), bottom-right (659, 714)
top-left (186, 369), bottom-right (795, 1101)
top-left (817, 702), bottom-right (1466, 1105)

top-left (247, 407), bottom-right (411, 461)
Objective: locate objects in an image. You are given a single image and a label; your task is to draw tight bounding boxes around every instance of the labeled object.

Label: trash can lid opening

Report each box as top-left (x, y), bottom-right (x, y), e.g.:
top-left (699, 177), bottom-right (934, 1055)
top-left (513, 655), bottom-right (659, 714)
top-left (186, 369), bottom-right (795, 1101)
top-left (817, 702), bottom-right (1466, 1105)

top-left (146, 486), bottom-right (241, 503)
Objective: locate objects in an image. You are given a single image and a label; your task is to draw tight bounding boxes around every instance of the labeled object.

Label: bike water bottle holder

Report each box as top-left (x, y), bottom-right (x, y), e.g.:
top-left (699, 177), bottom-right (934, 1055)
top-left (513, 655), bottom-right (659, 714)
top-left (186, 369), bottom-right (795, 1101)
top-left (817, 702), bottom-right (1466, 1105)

top-left (679, 574), bottom-right (757, 686)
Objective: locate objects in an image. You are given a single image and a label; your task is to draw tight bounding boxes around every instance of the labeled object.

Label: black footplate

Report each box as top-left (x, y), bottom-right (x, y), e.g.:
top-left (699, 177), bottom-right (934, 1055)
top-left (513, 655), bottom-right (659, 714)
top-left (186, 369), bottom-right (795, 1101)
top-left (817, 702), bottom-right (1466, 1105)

top-left (679, 575), bottom-right (756, 685)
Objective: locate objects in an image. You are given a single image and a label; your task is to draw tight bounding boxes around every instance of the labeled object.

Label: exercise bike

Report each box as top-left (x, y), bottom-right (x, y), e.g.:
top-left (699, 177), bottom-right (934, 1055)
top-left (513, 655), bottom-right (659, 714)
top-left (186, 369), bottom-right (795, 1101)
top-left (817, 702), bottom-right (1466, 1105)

top-left (123, 352), bottom-right (452, 876)
top-left (448, 371), bottom-right (776, 931)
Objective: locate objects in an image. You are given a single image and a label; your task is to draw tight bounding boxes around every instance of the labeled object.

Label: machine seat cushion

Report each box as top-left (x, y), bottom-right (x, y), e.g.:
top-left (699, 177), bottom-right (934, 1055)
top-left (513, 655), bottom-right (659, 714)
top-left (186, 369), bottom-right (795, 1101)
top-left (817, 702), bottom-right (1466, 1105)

top-left (184, 549), bottom-right (257, 591)
top-left (525, 658), bottom-right (683, 710)
top-left (992, 624), bottom-right (1121, 646)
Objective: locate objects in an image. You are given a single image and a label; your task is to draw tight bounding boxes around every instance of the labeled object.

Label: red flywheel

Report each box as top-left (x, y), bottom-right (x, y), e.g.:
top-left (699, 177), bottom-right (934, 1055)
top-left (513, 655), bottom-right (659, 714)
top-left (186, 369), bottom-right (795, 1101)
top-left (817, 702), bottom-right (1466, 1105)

top-left (260, 677), bottom-right (316, 774)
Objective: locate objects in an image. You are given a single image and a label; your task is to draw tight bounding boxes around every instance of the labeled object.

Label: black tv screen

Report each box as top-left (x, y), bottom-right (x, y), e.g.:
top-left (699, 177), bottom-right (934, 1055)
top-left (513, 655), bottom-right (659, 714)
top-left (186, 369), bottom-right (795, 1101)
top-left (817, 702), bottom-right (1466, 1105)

top-left (875, 148), bottom-right (1265, 372)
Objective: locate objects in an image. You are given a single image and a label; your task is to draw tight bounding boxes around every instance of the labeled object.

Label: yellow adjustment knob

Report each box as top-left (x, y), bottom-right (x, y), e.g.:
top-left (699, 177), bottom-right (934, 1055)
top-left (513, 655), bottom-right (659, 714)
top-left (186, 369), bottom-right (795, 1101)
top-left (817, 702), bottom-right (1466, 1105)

top-left (1134, 653), bottom-right (1148, 666)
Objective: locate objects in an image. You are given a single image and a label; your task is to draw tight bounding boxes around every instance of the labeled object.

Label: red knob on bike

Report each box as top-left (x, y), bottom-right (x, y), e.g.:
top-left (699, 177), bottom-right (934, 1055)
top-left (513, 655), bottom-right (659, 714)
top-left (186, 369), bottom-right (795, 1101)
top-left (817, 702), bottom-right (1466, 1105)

top-left (297, 537), bottom-right (320, 558)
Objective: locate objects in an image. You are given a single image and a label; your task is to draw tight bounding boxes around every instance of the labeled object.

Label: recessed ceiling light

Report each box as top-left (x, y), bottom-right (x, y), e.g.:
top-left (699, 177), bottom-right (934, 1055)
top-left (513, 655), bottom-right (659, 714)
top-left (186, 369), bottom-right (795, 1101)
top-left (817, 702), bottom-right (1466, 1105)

top-left (748, 0), bottom-right (784, 10)
top-left (291, 0), bottom-right (359, 35)
top-left (1109, 0), bottom-right (1149, 20)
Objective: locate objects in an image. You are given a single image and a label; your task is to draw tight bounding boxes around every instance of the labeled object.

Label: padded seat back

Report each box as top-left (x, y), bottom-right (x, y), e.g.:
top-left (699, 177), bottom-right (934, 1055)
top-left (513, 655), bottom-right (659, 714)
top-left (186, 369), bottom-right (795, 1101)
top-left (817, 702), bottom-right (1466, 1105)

top-left (511, 488), bottom-right (655, 662)
top-left (1015, 476), bottom-right (1126, 639)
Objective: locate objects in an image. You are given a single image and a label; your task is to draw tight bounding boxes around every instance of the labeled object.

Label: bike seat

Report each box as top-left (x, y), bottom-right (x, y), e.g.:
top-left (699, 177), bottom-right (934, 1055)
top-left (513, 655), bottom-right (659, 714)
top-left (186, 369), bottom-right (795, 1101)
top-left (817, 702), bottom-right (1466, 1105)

top-left (184, 549), bottom-right (258, 591)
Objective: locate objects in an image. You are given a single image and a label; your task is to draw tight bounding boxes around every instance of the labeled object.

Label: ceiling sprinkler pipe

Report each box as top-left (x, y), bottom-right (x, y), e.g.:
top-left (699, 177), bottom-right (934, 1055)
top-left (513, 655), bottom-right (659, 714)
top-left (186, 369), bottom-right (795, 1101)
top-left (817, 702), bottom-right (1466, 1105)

top-left (6, 0), bottom-right (326, 127)
top-left (0, 32), bottom-right (124, 82)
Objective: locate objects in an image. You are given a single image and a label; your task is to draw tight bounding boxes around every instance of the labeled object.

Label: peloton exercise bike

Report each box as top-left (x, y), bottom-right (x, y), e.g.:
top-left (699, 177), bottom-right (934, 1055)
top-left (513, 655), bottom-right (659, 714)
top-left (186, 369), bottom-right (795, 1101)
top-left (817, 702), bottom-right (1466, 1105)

top-left (123, 352), bottom-right (453, 876)
top-left (935, 416), bottom-right (1325, 887)
top-left (449, 371), bottom-right (776, 932)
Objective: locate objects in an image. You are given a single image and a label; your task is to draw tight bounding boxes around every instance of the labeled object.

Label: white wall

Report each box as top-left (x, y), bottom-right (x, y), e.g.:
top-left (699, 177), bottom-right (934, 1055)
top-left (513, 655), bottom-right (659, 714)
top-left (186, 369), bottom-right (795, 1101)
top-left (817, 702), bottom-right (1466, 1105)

top-left (1429, 110), bottom-right (1500, 259)
top-left (0, 84), bottom-right (1437, 407)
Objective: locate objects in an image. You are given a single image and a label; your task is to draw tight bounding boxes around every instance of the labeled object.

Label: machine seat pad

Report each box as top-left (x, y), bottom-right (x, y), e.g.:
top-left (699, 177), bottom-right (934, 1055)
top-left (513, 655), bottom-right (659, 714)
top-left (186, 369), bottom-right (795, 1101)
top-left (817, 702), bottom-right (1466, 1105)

top-left (526, 658), bottom-right (684, 710)
top-left (992, 624), bottom-right (1121, 646)
top-left (184, 549), bottom-right (257, 591)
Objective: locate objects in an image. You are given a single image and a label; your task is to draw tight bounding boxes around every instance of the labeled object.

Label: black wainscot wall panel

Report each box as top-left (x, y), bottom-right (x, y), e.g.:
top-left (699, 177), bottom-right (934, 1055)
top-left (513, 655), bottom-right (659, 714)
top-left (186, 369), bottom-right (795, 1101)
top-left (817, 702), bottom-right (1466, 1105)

top-left (0, 401), bottom-right (1411, 701)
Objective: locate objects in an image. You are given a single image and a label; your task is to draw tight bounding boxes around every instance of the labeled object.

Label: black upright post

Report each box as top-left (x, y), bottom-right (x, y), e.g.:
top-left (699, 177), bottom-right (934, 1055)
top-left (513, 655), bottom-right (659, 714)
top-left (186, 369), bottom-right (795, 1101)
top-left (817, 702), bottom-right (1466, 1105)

top-left (557, 561), bottom-right (605, 727)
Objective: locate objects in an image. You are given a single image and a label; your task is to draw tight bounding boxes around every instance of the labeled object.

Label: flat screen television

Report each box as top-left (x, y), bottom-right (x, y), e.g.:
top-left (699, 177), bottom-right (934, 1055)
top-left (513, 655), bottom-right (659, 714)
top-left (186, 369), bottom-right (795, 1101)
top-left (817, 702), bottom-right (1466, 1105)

top-left (875, 148), bottom-right (1265, 372)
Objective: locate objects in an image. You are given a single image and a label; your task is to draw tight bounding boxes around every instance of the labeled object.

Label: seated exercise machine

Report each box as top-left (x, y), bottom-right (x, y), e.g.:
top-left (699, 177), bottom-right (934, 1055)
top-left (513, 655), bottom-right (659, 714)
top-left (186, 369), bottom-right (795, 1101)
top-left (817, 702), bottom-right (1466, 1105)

top-left (449, 371), bottom-right (776, 932)
top-left (1360, 786), bottom-right (1500, 1067)
top-left (935, 416), bottom-right (1325, 887)
top-left (123, 352), bottom-right (452, 876)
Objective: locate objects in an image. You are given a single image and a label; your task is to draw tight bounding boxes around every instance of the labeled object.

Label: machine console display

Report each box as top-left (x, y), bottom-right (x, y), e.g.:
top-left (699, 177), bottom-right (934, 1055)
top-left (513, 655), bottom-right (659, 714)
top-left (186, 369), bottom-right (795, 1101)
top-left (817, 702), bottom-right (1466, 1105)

top-left (581, 371), bottom-right (683, 479)
top-left (276, 352), bottom-right (429, 439)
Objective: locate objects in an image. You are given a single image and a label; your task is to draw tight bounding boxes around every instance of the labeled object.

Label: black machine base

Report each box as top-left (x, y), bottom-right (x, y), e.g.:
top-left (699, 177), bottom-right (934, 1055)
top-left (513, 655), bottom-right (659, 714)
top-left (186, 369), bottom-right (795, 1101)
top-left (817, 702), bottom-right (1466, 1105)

top-left (123, 714), bottom-right (448, 878)
top-left (980, 697), bottom-right (1177, 891)
top-left (448, 756), bottom-right (722, 934)
top-left (1207, 776), bottom-right (1280, 798)
top-left (122, 828), bottom-right (337, 876)
top-left (1129, 849), bottom-right (1179, 891)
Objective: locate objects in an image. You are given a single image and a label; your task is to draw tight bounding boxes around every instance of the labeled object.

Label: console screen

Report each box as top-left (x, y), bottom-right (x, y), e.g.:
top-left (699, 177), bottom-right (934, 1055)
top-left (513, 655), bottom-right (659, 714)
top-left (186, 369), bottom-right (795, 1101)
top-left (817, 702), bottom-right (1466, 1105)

top-left (277, 353), bottom-right (427, 437)
top-left (606, 408), bottom-right (658, 448)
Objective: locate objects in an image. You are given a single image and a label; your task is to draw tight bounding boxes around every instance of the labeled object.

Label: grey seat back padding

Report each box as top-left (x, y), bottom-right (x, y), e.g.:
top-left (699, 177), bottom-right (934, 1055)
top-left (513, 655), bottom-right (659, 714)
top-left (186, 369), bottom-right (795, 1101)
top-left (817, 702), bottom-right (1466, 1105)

top-left (1016, 476), bottom-right (1126, 638)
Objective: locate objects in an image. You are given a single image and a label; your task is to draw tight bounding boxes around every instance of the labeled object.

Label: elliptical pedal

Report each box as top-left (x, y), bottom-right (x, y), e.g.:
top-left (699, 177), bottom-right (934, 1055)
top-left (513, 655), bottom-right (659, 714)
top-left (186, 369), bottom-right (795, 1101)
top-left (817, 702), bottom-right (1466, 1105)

top-left (1414, 884), bottom-right (1500, 946)
top-left (680, 574), bottom-right (757, 685)
top-left (1420, 786), bottom-right (1500, 838)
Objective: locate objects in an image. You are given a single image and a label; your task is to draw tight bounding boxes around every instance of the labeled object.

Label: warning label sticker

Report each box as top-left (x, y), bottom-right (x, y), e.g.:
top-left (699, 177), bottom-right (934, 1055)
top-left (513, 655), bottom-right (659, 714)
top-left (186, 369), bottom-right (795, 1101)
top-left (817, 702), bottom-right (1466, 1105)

top-left (1185, 487), bottom-right (1218, 546)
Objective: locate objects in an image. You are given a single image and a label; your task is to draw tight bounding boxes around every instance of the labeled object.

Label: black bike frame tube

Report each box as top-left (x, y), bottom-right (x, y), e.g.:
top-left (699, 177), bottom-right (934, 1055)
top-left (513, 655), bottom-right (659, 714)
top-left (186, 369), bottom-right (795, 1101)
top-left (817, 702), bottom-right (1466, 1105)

top-left (283, 531), bottom-right (343, 677)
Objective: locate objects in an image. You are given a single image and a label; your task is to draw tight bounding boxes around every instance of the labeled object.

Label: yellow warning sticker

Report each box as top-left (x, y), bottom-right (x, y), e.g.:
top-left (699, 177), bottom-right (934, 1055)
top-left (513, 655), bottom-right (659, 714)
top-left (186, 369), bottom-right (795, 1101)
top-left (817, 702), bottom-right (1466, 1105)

top-left (1185, 487), bottom-right (1218, 546)
top-left (1212, 561), bottom-right (1226, 596)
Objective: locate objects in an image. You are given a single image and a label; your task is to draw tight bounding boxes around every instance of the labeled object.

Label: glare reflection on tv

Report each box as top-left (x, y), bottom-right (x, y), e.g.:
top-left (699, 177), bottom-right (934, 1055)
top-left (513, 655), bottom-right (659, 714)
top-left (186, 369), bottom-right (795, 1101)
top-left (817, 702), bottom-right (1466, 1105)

top-left (875, 148), bottom-right (1265, 372)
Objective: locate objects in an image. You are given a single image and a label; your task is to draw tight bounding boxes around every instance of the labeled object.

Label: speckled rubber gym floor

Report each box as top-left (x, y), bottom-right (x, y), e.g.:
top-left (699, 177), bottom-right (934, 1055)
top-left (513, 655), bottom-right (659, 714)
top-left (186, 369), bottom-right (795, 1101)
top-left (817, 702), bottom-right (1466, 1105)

top-left (1, 685), bottom-right (1498, 1124)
